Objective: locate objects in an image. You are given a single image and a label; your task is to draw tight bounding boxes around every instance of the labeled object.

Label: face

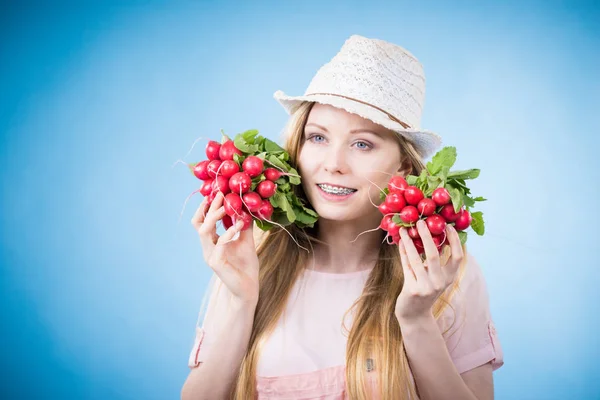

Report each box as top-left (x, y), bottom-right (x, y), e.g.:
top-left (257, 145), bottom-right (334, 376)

top-left (297, 103), bottom-right (405, 224)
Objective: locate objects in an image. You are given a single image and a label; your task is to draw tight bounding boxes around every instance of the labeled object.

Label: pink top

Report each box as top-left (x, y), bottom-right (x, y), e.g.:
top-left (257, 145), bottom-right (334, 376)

top-left (187, 252), bottom-right (504, 399)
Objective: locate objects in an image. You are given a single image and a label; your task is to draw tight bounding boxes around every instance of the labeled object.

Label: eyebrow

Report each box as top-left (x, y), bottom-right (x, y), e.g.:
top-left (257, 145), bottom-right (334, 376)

top-left (305, 123), bottom-right (382, 137)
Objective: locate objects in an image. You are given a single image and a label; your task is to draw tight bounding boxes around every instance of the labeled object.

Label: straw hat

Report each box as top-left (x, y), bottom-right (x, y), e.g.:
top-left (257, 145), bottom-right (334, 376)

top-left (274, 34), bottom-right (442, 159)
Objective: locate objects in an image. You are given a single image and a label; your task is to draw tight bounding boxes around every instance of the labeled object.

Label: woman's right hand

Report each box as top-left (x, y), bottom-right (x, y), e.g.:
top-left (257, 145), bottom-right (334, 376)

top-left (191, 192), bottom-right (260, 307)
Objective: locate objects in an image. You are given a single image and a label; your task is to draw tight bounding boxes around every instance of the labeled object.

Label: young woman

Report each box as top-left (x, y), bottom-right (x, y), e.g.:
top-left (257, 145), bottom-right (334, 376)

top-left (181, 35), bottom-right (504, 400)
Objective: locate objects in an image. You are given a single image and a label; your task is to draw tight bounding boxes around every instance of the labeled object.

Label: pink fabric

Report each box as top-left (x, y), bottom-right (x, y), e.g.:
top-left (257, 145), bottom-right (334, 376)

top-left (187, 252), bottom-right (504, 399)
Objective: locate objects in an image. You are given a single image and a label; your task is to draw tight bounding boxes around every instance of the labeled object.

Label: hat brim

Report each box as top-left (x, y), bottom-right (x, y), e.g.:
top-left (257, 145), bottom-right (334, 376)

top-left (273, 90), bottom-right (442, 159)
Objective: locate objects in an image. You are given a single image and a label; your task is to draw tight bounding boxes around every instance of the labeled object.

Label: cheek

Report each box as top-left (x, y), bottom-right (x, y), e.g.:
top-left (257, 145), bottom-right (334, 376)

top-left (361, 163), bottom-right (398, 199)
top-left (298, 151), bottom-right (316, 177)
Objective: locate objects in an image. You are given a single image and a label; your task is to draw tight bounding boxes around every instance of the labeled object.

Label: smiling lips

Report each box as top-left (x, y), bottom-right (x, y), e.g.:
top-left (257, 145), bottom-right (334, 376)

top-left (317, 183), bottom-right (357, 195)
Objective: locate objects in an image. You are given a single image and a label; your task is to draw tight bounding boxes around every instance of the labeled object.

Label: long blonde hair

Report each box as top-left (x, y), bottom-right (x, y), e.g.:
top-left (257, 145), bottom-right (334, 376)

top-left (231, 102), bottom-right (468, 399)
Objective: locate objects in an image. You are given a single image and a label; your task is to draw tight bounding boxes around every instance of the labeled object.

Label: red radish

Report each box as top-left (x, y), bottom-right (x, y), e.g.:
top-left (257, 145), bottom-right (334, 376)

top-left (192, 160), bottom-right (210, 180)
top-left (212, 175), bottom-right (231, 195)
top-left (222, 214), bottom-right (233, 230)
top-left (242, 156), bottom-right (264, 178)
top-left (242, 192), bottom-right (262, 212)
top-left (454, 209), bottom-right (472, 231)
top-left (408, 226), bottom-right (420, 239)
top-left (200, 179), bottom-right (214, 196)
top-left (206, 141), bottom-right (222, 161)
top-left (413, 238), bottom-right (425, 254)
top-left (426, 214), bottom-right (447, 236)
top-left (207, 190), bottom-right (217, 203)
top-left (264, 168), bottom-right (282, 181)
top-left (391, 234), bottom-right (401, 245)
top-left (404, 186), bottom-right (424, 205)
top-left (384, 193), bottom-right (406, 213)
top-left (257, 180), bottom-right (277, 198)
top-left (207, 160), bottom-right (222, 178)
top-left (388, 176), bottom-right (408, 193)
top-left (223, 193), bottom-right (243, 216)
top-left (258, 201), bottom-right (274, 220)
top-left (440, 204), bottom-right (461, 222)
top-left (378, 202), bottom-right (393, 215)
top-left (219, 140), bottom-right (243, 161)
top-left (432, 234), bottom-right (446, 249)
top-left (387, 221), bottom-right (400, 237)
top-left (380, 214), bottom-right (394, 231)
top-left (417, 198), bottom-right (436, 217)
top-left (399, 205), bottom-right (419, 224)
top-left (220, 160), bottom-right (240, 178)
top-left (229, 172), bottom-right (252, 194)
top-left (233, 210), bottom-right (253, 231)
top-left (432, 188), bottom-right (451, 206)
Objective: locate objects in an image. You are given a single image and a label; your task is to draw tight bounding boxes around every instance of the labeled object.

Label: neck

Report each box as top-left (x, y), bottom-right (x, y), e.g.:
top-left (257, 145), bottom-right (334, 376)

top-left (308, 217), bottom-right (384, 274)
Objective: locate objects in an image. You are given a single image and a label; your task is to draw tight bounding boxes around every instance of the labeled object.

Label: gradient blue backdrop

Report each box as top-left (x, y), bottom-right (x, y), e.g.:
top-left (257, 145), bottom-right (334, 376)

top-left (1, 1), bottom-right (598, 399)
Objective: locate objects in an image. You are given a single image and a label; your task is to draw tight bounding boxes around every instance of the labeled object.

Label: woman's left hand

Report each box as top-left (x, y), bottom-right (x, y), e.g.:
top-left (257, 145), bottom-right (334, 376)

top-left (395, 219), bottom-right (464, 323)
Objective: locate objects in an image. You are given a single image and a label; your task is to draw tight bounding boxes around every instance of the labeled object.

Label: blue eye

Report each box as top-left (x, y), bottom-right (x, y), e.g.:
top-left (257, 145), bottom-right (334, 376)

top-left (355, 141), bottom-right (372, 150)
top-left (308, 134), bottom-right (325, 143)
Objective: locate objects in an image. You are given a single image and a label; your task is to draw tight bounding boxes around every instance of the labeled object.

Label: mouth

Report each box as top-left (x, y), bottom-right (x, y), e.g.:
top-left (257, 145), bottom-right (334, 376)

top-left (316, 183), bottom-right (358, 196)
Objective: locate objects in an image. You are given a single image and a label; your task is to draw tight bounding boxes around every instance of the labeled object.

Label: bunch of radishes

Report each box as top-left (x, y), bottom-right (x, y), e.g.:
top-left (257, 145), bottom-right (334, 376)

top-left (188, 130), bottom-right (318, 232)
top-left (379, 146), bottom-right (485, 255)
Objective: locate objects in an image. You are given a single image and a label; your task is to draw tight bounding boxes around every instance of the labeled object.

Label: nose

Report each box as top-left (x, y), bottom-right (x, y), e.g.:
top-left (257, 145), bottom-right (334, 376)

top-left (323, 144), bottom-right (350, 174)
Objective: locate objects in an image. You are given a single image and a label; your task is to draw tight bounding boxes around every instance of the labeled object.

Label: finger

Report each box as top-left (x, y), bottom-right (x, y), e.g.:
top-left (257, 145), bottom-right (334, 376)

top-left (416, 220), bottom-right (443, 286)
top-left (398, 239), bottom-right (416, 284)
top-left (237, 219), bottom-right (256, 246)
top-left (198, 193), bottom-right (226, 248)
top-left (399, 228), bottom-right (428, 282)
top-left (444, 225), bottom-right (463, 278)
top-left (191, 197), bottom-right (209, 229)
top-left (216, 219), bottom-right (244, 246)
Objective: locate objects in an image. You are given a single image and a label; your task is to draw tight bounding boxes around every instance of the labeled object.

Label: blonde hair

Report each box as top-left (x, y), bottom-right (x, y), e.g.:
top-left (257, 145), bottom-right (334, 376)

top-left (230, 102), bottom-right (468, 399)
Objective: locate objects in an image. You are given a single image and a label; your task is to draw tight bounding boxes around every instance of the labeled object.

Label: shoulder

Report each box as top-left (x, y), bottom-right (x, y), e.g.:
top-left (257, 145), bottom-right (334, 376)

top-left (455, 250), bottom-right (489, 296)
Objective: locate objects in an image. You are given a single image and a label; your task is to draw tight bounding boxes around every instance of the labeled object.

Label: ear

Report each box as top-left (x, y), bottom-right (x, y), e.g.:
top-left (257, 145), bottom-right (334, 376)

top-left (396, 157), bottom-right (412, 177)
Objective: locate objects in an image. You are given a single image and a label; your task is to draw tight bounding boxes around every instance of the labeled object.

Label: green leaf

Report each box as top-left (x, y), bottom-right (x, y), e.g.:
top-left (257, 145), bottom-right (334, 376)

top-left (273, 192), bottom-right (295, 223)
top-left (463, 193), bottom-right (476, 210)
top-left (406, 175), bottom-right (418, 186)
top-left (255, 135), bottom-right (265, 148)
top-left (473, 196), bottom-right (487, 202)
top-left (428, 146), bottom-right (457, 175)
top-left (301, 205), bottom-right (318, 218)
top-left (234, 135), bottom-right (259, 153)
top-left (457, 231), bottom-right (468, 245)
top-left (426, 175), bottom-right (442, 197)
top-left (439, 166), bottom-right (450, 183)
top-left (392, 214), bottom-right (402, 225)
top-left (379, 187), bottom-right (390, 202)
top-left (448, 187), bottom-right (464, 213)
top-left (417, 169), bottom-right (428, 190)
top-left (287, 167), bottom-right (301, 185)
top-left (264, 138), bottom-right (285, 153)
top-left (241, 129), bottom-right (259, 143)
top-left (255, 219), bottom-right (274, 231)
top-left (220, 129), bottom-right (231, 143)
top-left (447, 178), bottom-right (470, 194)
top-left (447, 169), bottom-right (480, 180)
top-left (267, 154), bottom-right (287, 171)
top-left (294, 208), bottom-right (318, 227)
top-left (470, 211), bottom-right (485, 235)
top-left (278, 182), bottom-right (291, 192)
top-left (233, 153), bottom-right (243, 165)
top-left (271, 211), bottom-right (292, 226)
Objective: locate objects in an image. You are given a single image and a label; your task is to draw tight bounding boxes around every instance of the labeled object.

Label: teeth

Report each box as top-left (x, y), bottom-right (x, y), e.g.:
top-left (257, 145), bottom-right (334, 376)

top-left (318, 184), bottom-right (356, 195)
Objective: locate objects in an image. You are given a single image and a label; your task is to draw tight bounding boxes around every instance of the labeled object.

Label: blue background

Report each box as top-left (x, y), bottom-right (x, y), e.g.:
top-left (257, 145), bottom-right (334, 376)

top-left (1, 1), bottom-right (598, 399)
